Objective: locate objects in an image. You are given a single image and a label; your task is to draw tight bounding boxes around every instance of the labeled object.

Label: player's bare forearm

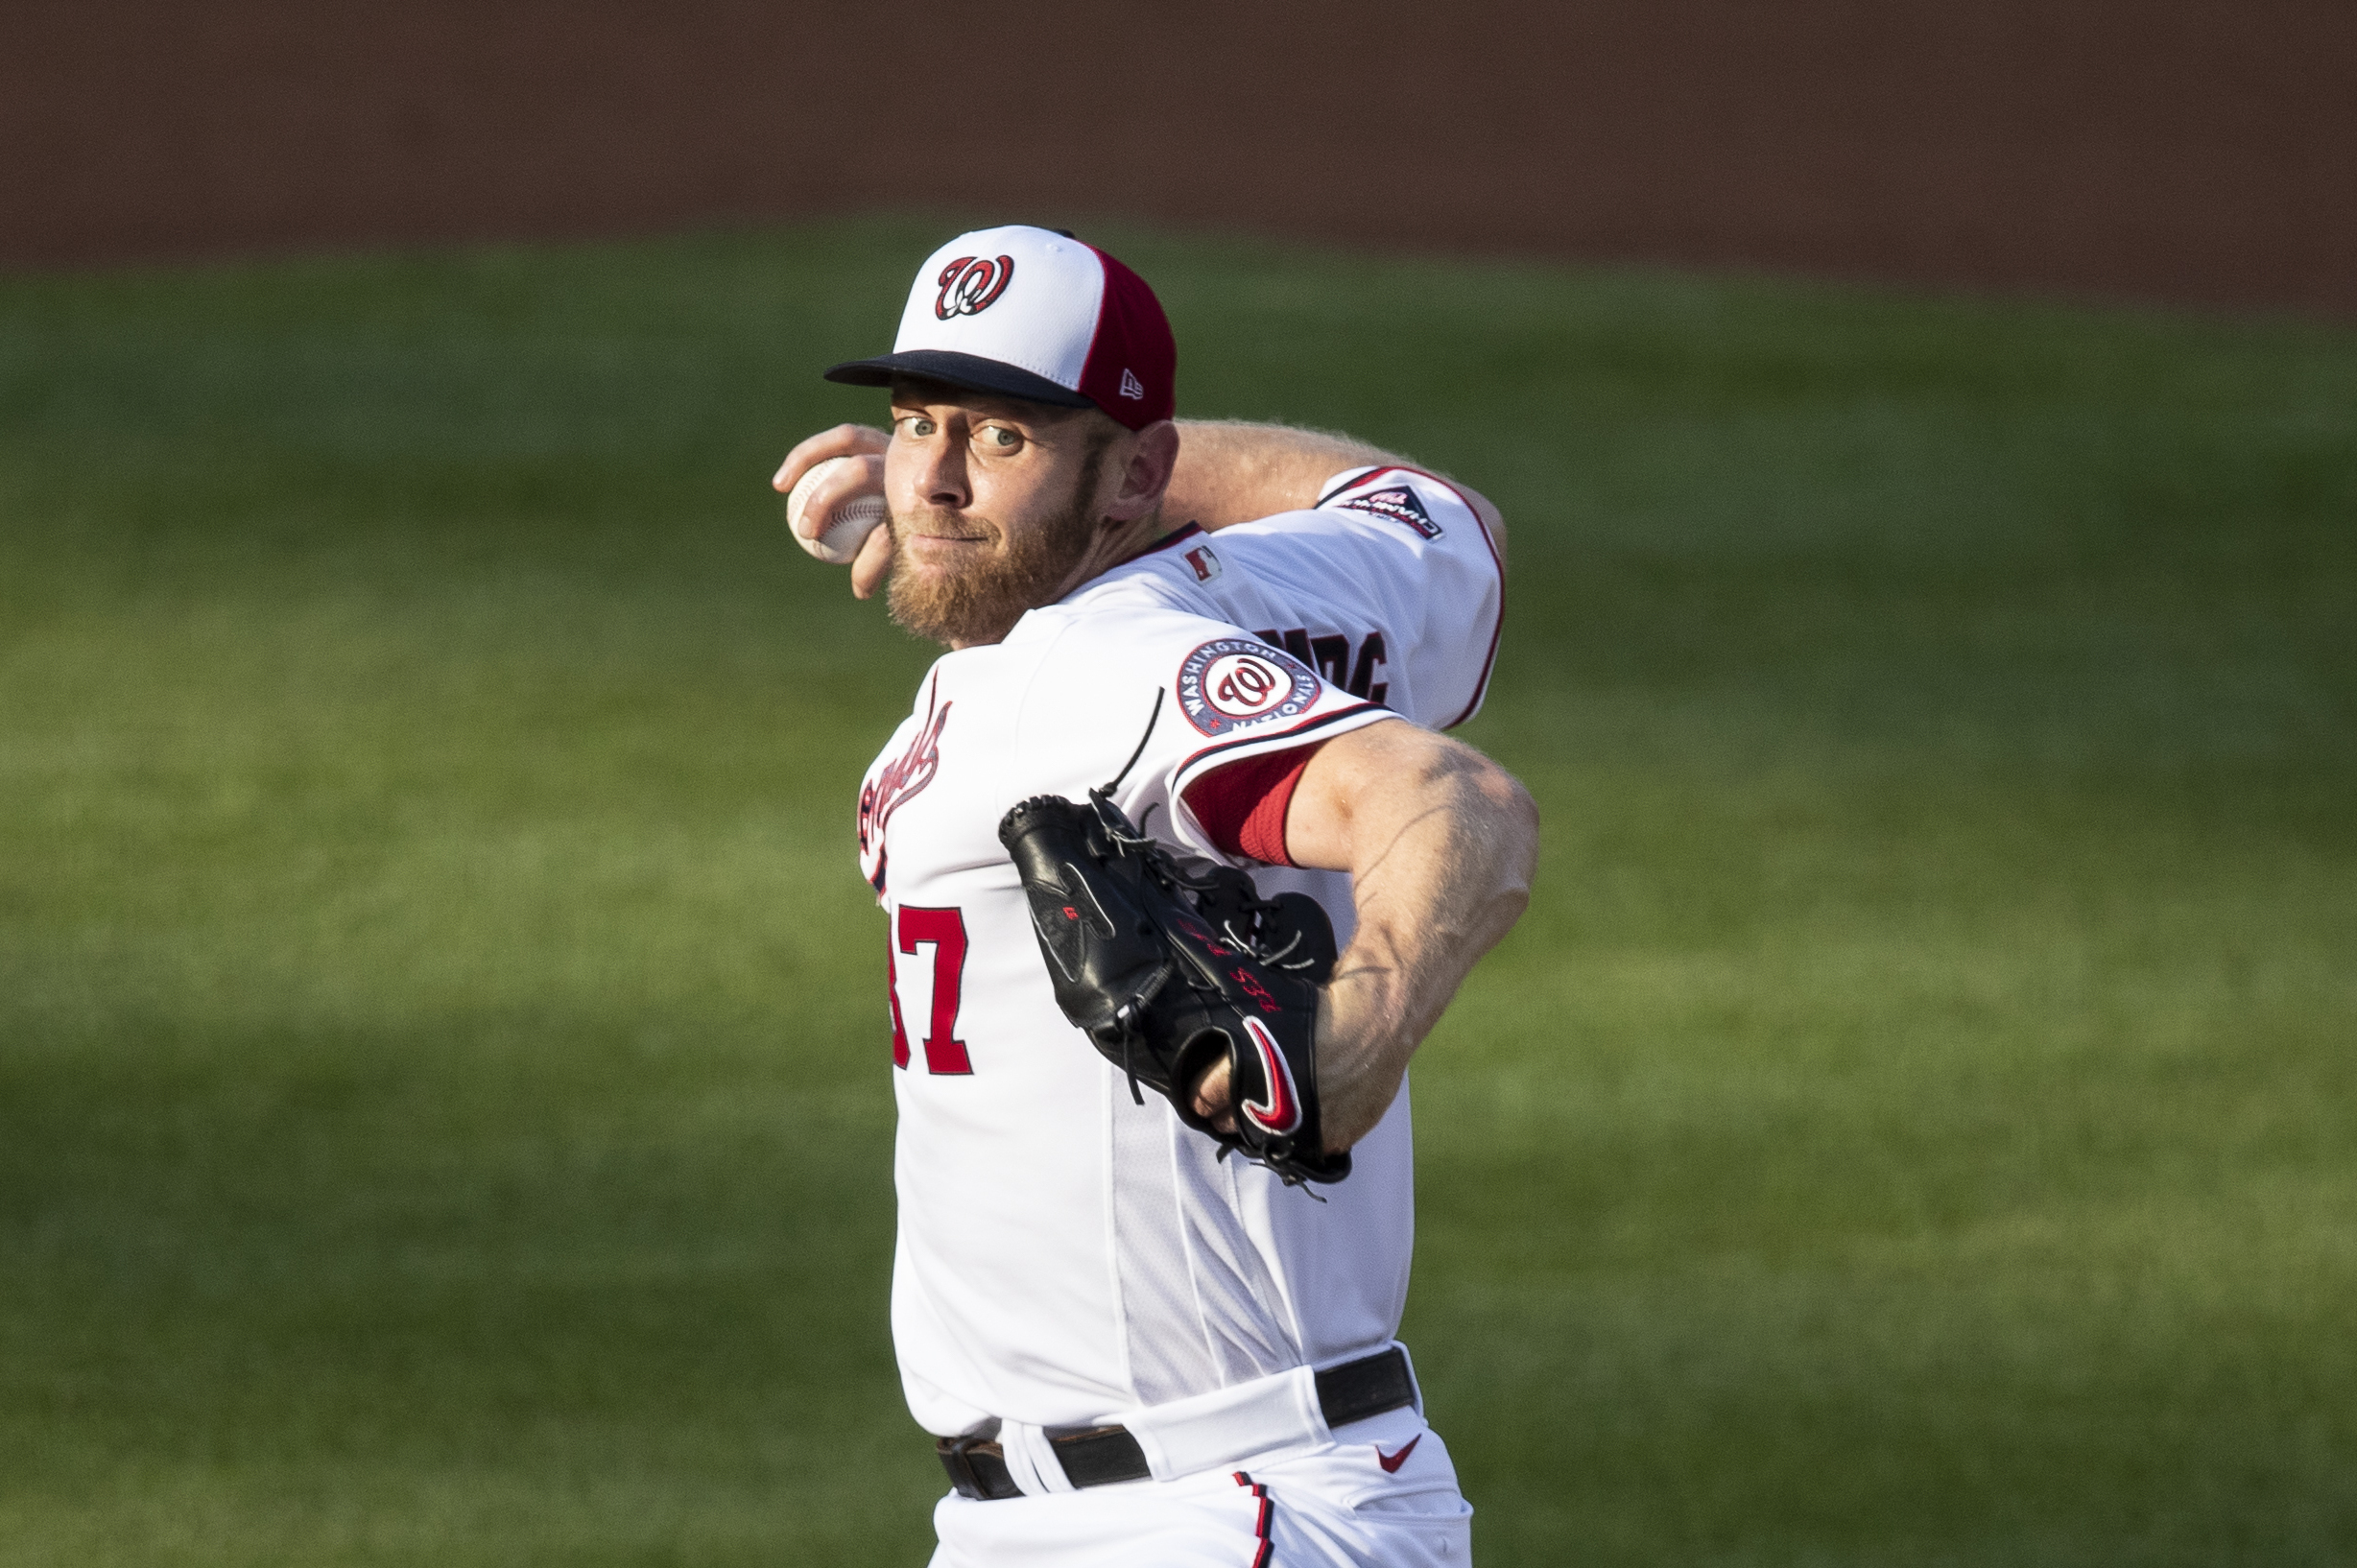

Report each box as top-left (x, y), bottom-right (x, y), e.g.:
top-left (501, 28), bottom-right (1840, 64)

top-left (1189, 721), bottom-right (1538, 1151)
top-left (1162, 421), bottom-right (1387, 528)
top-left (1166, 420), bottom-right (1509, 558)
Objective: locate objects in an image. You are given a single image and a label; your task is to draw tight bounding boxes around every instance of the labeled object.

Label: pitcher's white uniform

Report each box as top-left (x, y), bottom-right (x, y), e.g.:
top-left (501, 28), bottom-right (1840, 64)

top-left (859, 465), bottom-right (1502, 1566)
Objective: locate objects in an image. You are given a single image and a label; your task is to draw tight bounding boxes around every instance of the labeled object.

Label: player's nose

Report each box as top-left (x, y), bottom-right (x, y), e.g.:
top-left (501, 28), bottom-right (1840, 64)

top-left (911, 439), bottom-right (970, 511)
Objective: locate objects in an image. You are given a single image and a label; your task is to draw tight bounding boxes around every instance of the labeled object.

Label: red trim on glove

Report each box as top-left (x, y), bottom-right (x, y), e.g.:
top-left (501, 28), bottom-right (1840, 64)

top-left (1182, 743), bottom-right (1324, 867)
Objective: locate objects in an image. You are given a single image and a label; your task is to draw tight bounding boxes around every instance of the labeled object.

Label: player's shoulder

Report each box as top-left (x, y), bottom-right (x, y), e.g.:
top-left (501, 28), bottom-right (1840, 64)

top-left (1007, 599), bottom-right (1341, 762)
top-left (1009, 595), bottom-right (1246, 668)
top-left (1056, 527), bottom-right (1225, 617)
top-left (1012, 597), bottom-right (1351, 718)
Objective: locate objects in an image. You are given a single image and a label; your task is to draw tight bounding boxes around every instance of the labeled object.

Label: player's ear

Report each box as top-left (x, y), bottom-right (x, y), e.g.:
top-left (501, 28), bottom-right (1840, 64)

top-left (1106, 419), bottom-right (1179, 523)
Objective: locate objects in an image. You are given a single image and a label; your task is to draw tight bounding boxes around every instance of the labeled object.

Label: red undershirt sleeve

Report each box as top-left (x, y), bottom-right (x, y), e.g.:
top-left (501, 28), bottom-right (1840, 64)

top-left (1179, 743), bottom-right (1325, 867)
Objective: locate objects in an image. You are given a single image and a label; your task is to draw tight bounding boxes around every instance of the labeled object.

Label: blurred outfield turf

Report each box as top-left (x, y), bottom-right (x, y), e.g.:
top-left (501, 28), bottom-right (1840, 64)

top-left (2, 216), bottom-right (2353, 1567)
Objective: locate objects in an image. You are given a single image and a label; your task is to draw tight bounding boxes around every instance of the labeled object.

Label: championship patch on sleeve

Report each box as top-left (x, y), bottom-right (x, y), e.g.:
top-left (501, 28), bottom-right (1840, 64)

top-left (1177, 638), bottom-right (1322, 736)
top-left (1334, 483), bottom-right (1442, 539)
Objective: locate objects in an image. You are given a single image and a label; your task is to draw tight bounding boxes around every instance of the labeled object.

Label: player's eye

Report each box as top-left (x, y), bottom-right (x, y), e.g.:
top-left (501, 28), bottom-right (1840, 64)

top-left (978, 425), bottom-right (1021, 450)
top-left (895, 416), bottom-right (937, 439)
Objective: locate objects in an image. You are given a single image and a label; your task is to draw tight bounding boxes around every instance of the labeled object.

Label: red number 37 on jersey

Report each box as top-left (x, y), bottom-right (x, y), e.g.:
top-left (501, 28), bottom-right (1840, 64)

top-left (890, 906), bottom-right (971, 1075)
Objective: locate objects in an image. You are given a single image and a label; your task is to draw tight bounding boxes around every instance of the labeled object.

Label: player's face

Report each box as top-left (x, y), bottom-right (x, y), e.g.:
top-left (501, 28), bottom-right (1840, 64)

top-left (882, 384), bottom-right (1122, 648)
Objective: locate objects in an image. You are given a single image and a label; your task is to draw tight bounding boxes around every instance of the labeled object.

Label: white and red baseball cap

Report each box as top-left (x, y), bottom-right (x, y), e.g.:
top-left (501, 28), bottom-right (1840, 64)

top-left (824, 226), bottom-right (1176, 430)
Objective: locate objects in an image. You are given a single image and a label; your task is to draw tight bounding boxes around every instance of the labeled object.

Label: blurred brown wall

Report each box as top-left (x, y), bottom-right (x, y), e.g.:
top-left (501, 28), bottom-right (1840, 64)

top-left (6, 0), bottom-right (2352, 312)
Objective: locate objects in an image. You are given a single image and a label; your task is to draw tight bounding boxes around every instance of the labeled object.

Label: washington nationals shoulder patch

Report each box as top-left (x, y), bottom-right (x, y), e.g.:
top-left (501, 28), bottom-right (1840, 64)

top-left (1178, 639), bottom-right (1321, 736)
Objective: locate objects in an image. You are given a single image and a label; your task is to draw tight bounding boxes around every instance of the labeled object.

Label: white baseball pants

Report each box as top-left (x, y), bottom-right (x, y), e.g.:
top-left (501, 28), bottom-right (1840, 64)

top-left (927, 1408), bottom-right (1472, 1567)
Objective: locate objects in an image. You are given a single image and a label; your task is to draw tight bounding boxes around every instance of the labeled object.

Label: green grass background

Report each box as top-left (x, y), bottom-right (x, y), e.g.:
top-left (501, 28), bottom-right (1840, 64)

top-left (3, 217), bottom-right (2353, 1565)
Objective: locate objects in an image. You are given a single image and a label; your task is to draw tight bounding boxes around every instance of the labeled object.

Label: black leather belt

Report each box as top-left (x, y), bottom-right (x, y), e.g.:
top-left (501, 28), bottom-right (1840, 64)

top-left (936, 1347), bottom-right (1417, 1501)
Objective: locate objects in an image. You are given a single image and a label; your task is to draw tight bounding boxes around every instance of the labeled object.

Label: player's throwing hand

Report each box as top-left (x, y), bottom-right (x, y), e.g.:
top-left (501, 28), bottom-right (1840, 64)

top-left (773, 423), bottom-right (892, 595)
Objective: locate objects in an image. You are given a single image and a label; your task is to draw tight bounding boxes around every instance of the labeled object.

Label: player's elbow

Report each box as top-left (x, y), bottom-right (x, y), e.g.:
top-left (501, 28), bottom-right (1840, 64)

top-left (1394, 740), bottom-right (1536, 958)
top-left (1464, 753), bottom-right (1539, 908)
top-left (1405, 734), bottom-right (1539, 881)
top-left (1293, 722), bottom-right (1536, 884)
top-left (1491, 764), bottom-right (1540, 857)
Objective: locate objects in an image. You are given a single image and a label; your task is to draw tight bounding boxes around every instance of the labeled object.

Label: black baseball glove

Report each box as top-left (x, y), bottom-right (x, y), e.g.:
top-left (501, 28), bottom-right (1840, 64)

top-left (997, 789), bottom-right (1350, 1185)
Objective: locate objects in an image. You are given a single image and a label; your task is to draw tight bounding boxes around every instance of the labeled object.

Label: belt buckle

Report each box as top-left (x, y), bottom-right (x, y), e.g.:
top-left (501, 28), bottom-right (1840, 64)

top-left (939, 1431), bottom-right (995, 1500)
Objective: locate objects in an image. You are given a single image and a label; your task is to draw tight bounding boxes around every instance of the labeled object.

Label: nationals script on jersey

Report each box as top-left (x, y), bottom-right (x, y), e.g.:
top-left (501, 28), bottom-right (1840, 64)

top-left (856, 465), bottom-right (1503, 1445)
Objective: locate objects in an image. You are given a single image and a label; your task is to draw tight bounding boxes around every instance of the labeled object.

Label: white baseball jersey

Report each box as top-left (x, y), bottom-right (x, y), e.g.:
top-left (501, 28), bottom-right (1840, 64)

top-left (858, 466), bottom-right (1502, 1442)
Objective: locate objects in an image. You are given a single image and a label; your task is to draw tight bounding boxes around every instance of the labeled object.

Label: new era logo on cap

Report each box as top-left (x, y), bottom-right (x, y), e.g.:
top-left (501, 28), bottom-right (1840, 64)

top-left (824, 226), bottom-right (1177, 430)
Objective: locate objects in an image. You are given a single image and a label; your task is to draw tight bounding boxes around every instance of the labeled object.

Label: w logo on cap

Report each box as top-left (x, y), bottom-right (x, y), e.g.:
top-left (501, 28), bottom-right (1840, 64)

top-left (935, 255), bottom-right (1015, 320)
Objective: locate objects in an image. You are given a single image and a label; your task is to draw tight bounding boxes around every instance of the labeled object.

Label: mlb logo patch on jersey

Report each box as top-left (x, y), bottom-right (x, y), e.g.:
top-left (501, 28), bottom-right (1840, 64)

top-left (1337, 485), bottom-right (1442, 539)
top-left (1177, 638), bottom-right (1321, 736)
top-left (1184, 544), bottom-right (1223, 582)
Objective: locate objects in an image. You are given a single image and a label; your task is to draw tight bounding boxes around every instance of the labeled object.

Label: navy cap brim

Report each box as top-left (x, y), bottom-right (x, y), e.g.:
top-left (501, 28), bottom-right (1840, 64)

top-left (822, 349), bottom-right (1096, 410)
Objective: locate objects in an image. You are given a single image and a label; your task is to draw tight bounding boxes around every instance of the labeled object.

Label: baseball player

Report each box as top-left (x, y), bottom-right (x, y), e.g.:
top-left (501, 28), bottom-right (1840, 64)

top-left (775, 226), bottom-right (1536, 1567)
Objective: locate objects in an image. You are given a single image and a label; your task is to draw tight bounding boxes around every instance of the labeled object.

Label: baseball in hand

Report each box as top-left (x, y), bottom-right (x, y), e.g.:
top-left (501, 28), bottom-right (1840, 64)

top-left (785, 456), bottom-right (887, 564)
